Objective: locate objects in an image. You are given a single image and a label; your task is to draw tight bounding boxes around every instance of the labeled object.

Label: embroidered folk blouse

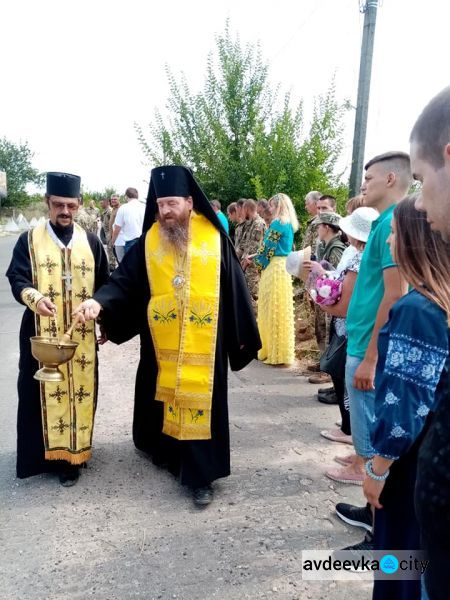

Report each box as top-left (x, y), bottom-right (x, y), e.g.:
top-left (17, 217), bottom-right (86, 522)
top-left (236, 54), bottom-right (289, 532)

top-left (371, 289), bottom-right (449, 460)
top-left (254, 219), bottom-right (294, 271)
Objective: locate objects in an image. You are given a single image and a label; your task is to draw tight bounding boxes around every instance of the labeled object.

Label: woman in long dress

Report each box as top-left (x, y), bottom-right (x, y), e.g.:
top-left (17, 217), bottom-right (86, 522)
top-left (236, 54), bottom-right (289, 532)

top-left (246, 193), bottom-right (299, 365)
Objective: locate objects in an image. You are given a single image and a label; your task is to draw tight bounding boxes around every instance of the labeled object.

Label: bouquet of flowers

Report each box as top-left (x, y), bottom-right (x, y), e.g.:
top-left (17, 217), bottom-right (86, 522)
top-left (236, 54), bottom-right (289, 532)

top-left (306, 263), bottom-right (343, 306)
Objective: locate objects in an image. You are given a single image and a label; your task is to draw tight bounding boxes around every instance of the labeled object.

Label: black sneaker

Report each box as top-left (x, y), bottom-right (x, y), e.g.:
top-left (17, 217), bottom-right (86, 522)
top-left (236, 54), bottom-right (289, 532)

top-left (317, 392), bottom-right (338, 405)
top-left (318, 387), bottom-right (335, 394)
top-left (192, 484), bottom-right (214, 507)
top-left (342, 531), bottom-right (373, 551)
top-left (335, 502), bottom-right (373, 532)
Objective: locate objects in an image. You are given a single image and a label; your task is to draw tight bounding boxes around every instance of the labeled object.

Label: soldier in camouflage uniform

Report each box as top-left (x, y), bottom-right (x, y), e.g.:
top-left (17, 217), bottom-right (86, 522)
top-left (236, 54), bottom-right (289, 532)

top-left (99, 198), bottom-right (117, 270)
top-left (239, 199), bottom-right (266, 312)
top-left (233, 199), bottom-right (246, 257)
top-left (74, 196), bottom-right (98, 234)
top-left (301, 191), bottom-right (321, 250)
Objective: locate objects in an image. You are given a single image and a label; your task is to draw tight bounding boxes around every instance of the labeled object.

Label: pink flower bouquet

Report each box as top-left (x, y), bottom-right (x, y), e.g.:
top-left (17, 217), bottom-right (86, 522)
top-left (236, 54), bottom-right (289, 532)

top-left (307, 272), bottom-right (342, 306)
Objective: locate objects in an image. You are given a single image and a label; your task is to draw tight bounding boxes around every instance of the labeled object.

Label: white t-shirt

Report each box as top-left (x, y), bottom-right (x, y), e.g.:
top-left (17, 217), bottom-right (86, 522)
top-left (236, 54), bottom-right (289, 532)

top-left (114, 199), bottom-right (146, 242)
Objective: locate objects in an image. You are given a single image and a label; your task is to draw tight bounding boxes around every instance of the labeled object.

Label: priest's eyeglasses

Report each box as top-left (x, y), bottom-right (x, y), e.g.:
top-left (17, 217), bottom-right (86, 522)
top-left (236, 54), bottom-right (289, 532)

top-left (50, 200), bottom-right (80, 212)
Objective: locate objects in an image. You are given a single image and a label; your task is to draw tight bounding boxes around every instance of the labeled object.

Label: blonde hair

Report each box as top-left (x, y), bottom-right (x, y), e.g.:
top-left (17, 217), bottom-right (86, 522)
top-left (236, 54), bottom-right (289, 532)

top-left (269, 193), bottom-right (299, 232)
top-left (394, 196), bottom-right (450, 324)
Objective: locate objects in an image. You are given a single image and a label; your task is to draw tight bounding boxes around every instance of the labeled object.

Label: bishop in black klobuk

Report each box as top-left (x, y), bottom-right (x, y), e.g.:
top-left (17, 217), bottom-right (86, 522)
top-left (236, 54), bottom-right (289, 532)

top-left (75, 165), bottom-right (261, 506)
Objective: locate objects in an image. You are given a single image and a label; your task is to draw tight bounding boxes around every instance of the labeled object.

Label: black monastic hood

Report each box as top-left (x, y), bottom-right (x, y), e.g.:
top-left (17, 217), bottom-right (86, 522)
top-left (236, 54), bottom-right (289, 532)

top-left (143, 165), bottom-right (221, 232)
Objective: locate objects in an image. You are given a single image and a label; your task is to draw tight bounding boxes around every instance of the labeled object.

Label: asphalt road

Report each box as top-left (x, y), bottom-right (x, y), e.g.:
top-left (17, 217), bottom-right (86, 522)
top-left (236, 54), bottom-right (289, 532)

top-left (0, 234), bottom-right (370, 600)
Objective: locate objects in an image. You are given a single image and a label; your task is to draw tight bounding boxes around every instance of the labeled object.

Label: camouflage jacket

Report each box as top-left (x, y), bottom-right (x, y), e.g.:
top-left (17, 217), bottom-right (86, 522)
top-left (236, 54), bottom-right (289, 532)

top-left (301, 216), bottom-right (319, 251)
top-left (100, 207), bottom-right (112, 241)
top-left (317, 234), bottom-right (347, 268)
top-left (109, 206), bottom-right (120, 238)
top-left (234, 221), bottom-right (246, 259)
top-left (240, 216), bottom-right (266, 258)
top-left (75, 207), bottom-right (98, 234)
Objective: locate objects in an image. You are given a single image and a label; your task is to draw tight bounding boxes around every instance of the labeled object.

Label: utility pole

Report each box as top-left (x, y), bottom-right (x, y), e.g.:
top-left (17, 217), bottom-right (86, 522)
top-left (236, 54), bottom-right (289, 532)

top-left (348, 0), bottom-right (379, 197)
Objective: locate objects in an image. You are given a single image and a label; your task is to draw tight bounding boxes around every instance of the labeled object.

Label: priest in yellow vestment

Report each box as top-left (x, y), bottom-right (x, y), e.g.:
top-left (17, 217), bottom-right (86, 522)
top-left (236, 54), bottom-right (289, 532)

top-left (6, 172), bottom-right (109, 485)
top-left (75, 166), bottom-right (261, 505)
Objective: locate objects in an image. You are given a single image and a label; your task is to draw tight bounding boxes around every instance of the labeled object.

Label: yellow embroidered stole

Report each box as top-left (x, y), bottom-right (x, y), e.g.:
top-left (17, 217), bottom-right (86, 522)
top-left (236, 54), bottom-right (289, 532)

top-left (145, 213), bottom-right (221, 440)
top-left (29, 222), bottom-right (96, 464)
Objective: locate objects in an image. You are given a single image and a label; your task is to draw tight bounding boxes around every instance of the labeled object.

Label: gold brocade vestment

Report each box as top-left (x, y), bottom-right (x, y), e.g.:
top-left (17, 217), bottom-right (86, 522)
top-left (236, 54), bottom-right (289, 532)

top-left (145, 212), bottom-right (221, 440)
top-left (28, 222), bottom-right (97, 464)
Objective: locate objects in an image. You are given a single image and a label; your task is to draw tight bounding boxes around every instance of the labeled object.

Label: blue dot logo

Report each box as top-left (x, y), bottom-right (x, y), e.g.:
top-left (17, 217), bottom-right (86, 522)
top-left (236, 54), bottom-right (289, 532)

top-left (380, 554), bottom-right (399, 574)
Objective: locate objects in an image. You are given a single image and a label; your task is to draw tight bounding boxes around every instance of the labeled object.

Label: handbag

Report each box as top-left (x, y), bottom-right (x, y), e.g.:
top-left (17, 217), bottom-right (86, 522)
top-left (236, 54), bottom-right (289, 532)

top-left (319, 330), bottom-right (347, 379)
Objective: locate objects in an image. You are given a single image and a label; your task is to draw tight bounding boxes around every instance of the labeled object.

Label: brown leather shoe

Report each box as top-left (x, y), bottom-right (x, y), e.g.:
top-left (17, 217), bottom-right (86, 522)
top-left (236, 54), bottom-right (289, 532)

top-left (308, 372), bottom-right (332, 384)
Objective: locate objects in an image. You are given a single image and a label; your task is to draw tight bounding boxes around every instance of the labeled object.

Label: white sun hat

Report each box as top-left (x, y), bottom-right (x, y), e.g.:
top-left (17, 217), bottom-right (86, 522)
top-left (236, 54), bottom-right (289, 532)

top-left (338, 207), bottom-right (379, 243)
top-left (286, 246), bottom-right (311, 281)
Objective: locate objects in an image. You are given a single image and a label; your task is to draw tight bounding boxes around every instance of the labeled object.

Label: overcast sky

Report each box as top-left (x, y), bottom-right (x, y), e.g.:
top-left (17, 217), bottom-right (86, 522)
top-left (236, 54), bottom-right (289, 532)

top-left (2, 0), bottom-right (449, 199)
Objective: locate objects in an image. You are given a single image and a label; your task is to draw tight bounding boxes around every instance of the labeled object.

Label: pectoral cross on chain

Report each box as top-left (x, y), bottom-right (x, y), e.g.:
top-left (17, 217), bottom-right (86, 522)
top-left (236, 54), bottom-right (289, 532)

top-left (62, 249), bottom-right (72, 291)
top-left (62, 271), bottom-right (72, 291)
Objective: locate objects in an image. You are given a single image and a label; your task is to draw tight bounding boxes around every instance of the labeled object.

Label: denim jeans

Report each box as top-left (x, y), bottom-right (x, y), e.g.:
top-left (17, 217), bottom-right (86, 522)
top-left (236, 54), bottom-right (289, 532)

top-left (345, 354), bottom-right (375, 457)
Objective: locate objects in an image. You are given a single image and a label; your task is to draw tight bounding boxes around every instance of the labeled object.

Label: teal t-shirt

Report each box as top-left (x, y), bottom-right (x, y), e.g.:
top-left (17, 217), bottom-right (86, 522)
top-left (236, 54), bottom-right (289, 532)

top-left (346, 204), bottom-right (397, 358)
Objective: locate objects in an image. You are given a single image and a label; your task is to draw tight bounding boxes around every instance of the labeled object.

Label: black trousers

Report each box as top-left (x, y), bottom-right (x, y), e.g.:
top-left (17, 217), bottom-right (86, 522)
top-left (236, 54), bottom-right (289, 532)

top-left (331, 374), bottom-right (351, 435)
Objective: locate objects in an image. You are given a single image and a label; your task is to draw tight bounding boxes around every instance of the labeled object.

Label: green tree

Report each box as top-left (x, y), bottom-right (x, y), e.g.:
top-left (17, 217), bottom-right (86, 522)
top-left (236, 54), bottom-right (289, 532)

top-left (82, 187), bottom-right (118, 205)
top-left (0, 138), bottom-right (43, 207)
top-left (136, 23), bottom-right (349, 225)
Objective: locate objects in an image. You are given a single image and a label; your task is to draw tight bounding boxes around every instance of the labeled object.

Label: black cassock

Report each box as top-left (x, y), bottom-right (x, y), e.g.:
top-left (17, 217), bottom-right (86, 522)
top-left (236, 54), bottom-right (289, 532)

top-left (6, 228), bottom-right (109, 478)
top-left (95, 231), bottom-right (261, 488)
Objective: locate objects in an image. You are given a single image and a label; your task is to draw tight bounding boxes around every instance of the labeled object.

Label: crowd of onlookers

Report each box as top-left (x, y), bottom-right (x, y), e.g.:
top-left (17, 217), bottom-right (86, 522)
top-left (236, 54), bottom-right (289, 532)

top-left (205, 86), bottom-right (450, 600)
top-left (76, 87), bottom-right (449, 600)
top-left (75, 187), bottom-right (146, 270)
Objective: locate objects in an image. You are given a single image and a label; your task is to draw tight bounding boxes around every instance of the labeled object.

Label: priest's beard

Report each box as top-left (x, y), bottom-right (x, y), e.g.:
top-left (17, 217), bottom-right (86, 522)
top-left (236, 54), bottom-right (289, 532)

top-left (158, 212), bottom-right (190, 251)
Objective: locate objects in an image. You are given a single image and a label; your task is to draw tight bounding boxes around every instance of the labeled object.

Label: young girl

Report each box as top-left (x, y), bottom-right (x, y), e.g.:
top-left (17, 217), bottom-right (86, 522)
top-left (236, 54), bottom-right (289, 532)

top-left (363, 196), bottom-right (450, 600)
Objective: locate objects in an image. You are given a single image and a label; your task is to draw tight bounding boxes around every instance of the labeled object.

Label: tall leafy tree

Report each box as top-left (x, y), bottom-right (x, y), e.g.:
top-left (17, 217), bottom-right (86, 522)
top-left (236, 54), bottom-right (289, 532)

top-left (136, 24), bottom-right (349, 224)
top-left (0, 138), bottom-right (43, 207)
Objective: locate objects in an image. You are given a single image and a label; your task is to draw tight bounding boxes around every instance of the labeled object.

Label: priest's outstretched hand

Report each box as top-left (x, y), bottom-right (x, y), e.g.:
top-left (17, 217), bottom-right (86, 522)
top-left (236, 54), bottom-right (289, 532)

top-left (73, 299), bottom-right (102, 323)
top-left (36, 297), bottom-right (57, 317)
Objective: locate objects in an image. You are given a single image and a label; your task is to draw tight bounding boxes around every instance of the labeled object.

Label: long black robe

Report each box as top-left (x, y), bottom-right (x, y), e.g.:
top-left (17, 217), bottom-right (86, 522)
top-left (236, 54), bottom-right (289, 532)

top-left (6, 227), bottom-right (109, 478)
top-left (94, 231), bottom-right (261, 488)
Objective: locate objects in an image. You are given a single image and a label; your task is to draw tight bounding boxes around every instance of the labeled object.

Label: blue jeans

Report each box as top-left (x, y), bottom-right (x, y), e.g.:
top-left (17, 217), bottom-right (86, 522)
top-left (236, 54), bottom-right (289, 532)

top-left (345, 354), bottom-right (375, 458)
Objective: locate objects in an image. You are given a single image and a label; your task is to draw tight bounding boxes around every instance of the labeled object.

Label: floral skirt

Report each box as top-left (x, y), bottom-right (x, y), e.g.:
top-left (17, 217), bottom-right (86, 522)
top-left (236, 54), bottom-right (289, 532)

top-left (257, 256), bottom-right (295, 365)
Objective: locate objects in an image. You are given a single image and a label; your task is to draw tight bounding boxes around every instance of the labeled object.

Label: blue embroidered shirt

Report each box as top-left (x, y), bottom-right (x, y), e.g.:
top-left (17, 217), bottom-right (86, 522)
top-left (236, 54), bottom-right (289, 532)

top-left (254, 219), bottom-right (294, 271)
top-left (371, 289), bottom-right (449, 460)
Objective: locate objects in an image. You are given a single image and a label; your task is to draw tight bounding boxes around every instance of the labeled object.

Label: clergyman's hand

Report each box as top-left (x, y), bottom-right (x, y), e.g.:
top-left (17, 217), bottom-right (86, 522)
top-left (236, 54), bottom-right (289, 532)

top-left (36, 297), bottom-right (57, 317)
top-left (73, 299), bottom-right (102, 323)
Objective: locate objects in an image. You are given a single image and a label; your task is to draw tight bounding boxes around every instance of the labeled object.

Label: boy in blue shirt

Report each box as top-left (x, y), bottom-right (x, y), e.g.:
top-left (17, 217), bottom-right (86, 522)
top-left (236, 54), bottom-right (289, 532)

top-left (330, 152), bottom-right (411, 549)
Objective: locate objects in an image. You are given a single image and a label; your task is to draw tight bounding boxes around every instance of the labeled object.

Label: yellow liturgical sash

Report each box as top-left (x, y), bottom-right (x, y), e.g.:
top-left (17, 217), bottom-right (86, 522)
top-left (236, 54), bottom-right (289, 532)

top-left (29, 222), bottom-right (96, 464)
top-left (145, 212), bottom-right (221, 440)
